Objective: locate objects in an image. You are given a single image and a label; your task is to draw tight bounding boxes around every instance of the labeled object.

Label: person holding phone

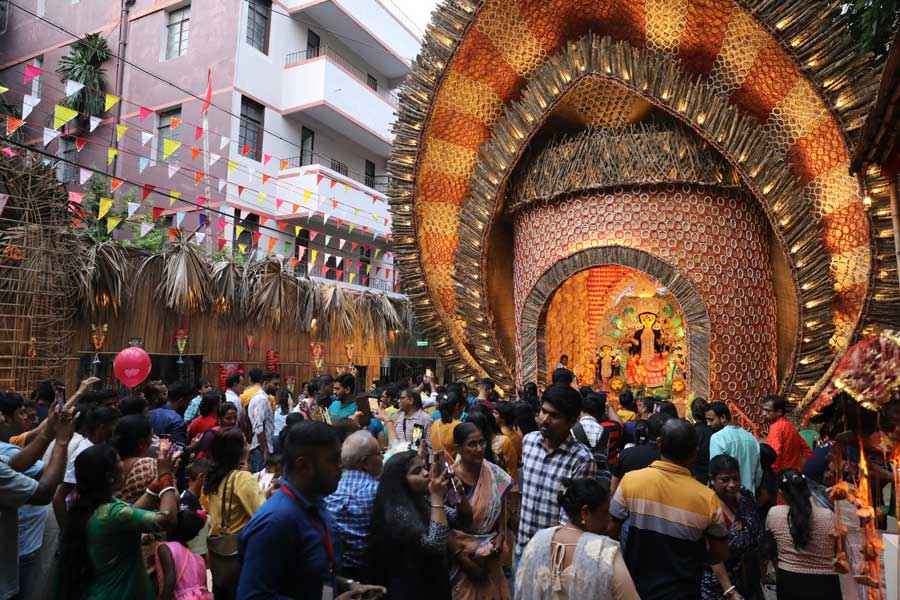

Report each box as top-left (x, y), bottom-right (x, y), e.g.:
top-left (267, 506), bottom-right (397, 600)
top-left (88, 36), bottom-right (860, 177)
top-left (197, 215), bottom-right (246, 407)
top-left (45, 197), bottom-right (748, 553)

top-left (387, 388), bottom-right (433, 449)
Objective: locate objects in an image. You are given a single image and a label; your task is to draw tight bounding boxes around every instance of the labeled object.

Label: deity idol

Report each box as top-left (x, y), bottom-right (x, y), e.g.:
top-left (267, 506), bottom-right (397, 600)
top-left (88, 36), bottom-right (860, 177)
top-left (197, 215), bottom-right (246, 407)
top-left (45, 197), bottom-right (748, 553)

top-left (625, 311), bottom-right (670, 387)
top-left (594, 344), bottom-right (620, 390)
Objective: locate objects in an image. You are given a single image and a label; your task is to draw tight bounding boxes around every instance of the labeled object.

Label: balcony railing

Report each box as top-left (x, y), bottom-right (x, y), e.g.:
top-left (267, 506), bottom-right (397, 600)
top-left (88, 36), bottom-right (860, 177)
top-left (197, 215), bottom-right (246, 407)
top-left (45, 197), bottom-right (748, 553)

top-left (285, 45), bottom-right (400, 108)
top-left (282, 154), bottom-right (389, 193)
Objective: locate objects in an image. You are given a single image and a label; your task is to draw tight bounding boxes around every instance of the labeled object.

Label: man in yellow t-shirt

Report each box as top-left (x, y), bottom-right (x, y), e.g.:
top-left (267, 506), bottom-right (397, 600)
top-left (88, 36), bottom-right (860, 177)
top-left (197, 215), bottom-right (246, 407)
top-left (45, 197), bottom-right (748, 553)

top-left (241, 368), bottom-right (265, 410)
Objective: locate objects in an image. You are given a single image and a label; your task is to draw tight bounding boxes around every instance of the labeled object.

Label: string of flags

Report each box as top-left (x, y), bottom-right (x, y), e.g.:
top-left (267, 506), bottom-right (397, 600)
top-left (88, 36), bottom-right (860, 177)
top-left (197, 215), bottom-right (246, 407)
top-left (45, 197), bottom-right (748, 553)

top-left (6, 69), bottom-right (390, 222)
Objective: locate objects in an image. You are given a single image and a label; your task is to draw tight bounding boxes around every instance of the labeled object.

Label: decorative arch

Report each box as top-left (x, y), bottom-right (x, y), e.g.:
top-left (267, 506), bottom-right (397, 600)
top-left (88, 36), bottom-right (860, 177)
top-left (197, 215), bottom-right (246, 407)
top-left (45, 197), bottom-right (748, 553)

top-left (522, 246), bottom-right (711, 399)
top-left (389, 0), bottom-right (878, 406)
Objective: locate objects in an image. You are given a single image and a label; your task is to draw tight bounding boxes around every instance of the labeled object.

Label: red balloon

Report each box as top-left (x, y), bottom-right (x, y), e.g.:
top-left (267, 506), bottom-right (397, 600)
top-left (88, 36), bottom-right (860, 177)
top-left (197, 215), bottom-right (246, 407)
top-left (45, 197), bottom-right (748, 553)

top-left (113, 346), bottom-right (152, 388)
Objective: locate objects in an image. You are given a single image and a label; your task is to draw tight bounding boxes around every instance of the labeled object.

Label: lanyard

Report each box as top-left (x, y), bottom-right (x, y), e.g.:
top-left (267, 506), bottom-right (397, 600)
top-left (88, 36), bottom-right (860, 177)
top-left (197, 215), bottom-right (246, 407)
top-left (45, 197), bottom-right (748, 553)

top-left (280, 486), bottom-right (335, 573)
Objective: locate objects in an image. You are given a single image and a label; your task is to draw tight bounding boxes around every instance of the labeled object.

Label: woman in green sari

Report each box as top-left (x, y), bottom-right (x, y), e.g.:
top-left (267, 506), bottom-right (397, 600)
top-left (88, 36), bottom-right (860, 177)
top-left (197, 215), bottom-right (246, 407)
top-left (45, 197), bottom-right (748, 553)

top-left (57, 442), bottom-right (178, 600)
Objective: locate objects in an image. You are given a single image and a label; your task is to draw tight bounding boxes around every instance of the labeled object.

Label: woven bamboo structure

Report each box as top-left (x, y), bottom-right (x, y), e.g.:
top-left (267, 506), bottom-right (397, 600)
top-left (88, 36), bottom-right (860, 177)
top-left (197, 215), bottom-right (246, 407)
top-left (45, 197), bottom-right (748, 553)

top-left (389, 0), bottom-right (897, 416)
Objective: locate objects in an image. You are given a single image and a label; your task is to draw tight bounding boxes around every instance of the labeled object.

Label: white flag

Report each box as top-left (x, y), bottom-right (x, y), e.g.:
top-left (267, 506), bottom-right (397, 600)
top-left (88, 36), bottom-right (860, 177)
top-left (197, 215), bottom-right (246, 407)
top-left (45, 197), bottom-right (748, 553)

top-left (141, 131), bottom-right (154, 146)
top-left (89, 116), bottom-right (102, 132)
top-left (240, 209), bottom-right (250, 220)
top-left (219, 136), bottom-right (230, 151)
top-left (139, 223), bottom-right (153, 237)
top-left (195, 232), bottom-right (206, 244)
top-left (80, 168), bottom-right (92, 185)
top-left (325, 235), bottom-right (331, 246)
top-left (22, 94), bottom-right (39, 119)
top-left (127, 202), bottom-right (140, 217)
top-left (168, 163), bottom-right (180, 179)
top-left (65, 80), bottom-right (85, 97)
top-left (217, 179), bottom-right (226, 192)
top-left (209, 153), bottom-right (220, 166)
top-left (175, 212), bottom-right (185, 227)
top-left (338, 238), bottom-right (346, 250)
top-left (42, 127), bottom-right (60, 147)
top-left (323, 213), bottom-right (330, 225)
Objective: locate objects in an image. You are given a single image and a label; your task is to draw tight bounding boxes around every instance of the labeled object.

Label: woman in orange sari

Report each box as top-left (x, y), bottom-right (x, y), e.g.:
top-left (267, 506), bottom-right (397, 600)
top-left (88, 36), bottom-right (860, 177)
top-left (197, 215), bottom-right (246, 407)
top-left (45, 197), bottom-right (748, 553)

top-left (448, 422), bottom-right (514, 600)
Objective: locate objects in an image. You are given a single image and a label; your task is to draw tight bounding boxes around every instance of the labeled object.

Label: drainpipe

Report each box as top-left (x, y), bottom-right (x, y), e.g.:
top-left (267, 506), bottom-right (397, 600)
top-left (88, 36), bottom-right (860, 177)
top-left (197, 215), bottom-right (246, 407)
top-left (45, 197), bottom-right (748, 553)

top-left (109, 0), bottom-right (135, 177)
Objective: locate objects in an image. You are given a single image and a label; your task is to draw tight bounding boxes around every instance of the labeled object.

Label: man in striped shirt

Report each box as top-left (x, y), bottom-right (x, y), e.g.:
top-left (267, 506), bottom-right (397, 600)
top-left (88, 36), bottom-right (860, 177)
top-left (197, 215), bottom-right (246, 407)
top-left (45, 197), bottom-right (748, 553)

top-left (610, 419), bottom-right (730, 600)
top-left (515, 385), bottom-right (596, 564)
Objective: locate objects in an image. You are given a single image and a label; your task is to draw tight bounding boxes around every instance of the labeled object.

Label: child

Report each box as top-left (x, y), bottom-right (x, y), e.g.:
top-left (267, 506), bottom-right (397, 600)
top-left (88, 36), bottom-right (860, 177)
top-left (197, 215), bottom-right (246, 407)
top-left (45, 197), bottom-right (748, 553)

top-left (180, 459), bottom-right (210, 561)
top-left (254, 453), bottom-right (282, 496)
top-left (155, 509), bottom-right (213, 599)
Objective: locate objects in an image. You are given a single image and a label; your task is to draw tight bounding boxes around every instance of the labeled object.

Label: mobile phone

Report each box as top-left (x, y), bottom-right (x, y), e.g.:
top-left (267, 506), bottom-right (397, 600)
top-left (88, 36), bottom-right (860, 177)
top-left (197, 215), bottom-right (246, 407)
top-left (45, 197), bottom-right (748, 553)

top-left (412, 423), bottom-right (425, 447)
top-left (53, 385), bottom-right (66, 407)
top-left (434, 453), bottom-right (447, 476)
top-left (367, 397), bottom-right (380, 414)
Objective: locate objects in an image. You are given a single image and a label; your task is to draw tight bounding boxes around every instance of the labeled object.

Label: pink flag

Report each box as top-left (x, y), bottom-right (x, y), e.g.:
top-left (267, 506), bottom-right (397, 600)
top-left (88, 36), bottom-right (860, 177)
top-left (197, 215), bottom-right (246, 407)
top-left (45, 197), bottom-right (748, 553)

top-left (68, 191), bottom-right (84, 205)
top-left (138, 106), bottom-right (153, 120)
top-left (195, 126), bottom-right (204, 140)
top-left (23, 64), bottom-right (43, 85)
top-left (263, 153), bottom-right (272, 165)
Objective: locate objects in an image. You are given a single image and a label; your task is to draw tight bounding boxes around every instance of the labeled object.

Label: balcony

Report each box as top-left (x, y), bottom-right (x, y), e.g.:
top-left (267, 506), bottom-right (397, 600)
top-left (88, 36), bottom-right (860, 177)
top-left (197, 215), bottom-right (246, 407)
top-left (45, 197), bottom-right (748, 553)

top-left (283, 46), bottom-right (398, 156)
top-left (284, 152), bottom-right (389, 193)
top-left (275, 161), bottom-right (392, 237)
top-left (281, 0), bottom-right (419, 78)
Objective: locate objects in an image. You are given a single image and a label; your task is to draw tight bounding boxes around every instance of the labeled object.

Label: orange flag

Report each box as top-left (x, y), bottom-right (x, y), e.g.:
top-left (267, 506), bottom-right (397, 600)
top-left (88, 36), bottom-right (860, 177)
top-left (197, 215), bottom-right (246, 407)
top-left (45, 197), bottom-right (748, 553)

top-left (194, 170), bottom-right (204, 185)
top-left (191, 146), bottom-right (201, 161)
top-left (6, 116), bottom-right (24, 135)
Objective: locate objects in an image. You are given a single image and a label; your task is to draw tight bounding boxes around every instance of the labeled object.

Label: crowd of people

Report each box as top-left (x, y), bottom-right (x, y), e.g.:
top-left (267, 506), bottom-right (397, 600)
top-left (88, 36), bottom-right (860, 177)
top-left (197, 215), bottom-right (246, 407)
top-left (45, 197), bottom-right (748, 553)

top-left (0, 364), bottom-right (887, 600)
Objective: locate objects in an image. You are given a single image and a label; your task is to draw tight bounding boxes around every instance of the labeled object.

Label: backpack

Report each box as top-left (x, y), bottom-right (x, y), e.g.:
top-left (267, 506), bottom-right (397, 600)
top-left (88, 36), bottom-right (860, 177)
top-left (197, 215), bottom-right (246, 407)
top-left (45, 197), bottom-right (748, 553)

top-left (572, 419), bottom-right (610, 475)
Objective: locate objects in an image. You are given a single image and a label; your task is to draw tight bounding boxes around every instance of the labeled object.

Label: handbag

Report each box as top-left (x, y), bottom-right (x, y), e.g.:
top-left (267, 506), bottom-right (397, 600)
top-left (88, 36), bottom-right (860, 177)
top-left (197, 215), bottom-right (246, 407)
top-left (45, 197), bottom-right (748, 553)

top-left (207, 472), bottom-right (241, 589)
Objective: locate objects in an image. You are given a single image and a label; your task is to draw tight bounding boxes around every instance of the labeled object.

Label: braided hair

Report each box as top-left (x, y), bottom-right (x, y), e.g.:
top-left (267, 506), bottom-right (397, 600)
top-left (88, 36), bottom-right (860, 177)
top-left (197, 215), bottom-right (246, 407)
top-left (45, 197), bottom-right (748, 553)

top-left (779, 469), bottom-right (813, 548)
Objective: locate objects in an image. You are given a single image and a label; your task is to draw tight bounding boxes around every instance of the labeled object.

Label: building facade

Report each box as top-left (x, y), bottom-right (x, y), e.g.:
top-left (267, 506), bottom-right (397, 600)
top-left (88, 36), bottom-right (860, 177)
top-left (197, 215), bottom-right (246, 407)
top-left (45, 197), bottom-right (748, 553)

top-left (0, 0), bottom-right (419, 292)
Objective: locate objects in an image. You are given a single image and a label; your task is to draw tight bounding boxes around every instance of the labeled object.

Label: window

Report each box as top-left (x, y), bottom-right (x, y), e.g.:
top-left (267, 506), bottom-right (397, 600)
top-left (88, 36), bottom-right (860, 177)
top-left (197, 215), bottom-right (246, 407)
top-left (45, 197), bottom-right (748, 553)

top-left (239, 96), bottom-right (264, 161)
top-left (325, 254), bottom-right (342, 281)
top-left (237, 213), bottom-right (259, 250)
top-left (58, 137), bottom-right (77, 183)
top-left (165, 5), bottom-right (190, 59)
top-left (246, 0), bottom-right (271, 54)
top-left (365, 160), bottom-right (376, 188)
top-left (366, 73), bottom-right (378, 91)
top-left (307, 29), bottom-right (321, 59)
top-left (31, 56), bottom-right (43, 98)
top-left (156, 107), bottom-right (181, 162)
top-left (294, 228), bottom-right (309, 277)
top-left (301, 127), bottom-right (315, 166)
top-left (330, 159), bottom-right (348, 177)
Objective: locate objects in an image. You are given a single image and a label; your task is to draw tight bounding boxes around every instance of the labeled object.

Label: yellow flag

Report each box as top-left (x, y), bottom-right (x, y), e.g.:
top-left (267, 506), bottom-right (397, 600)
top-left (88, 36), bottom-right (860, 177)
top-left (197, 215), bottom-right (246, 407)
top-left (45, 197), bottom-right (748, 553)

top-left (162, 138), bottom-right (181, 160)
top-left (168, 191), bottom-right (182, 207)
top-left (349, 272), bottom-right (356, 284)
top-left (107, 148), bottom-right (118, 165)
top-left (0, 86), bottom-right (8, 95)
top-left (236, 225), bottom-right (245, 239)
top-left (53, 104), bottom-right (78, 129)
top-left (227, 160), bottom-right (237, 173)
top-left (294, 225), bottom-right (302, 236)
top-left (238, 243), bottom-right (247, 254)
top-left (104, 94), bottom-right (120, 112)
top-left (311, 250), bottom-right (318, 264)
top-left (106, 216), bottom-right (122, 234)
top-left (303, 190), bottom-right (313, 205)
top-left (98, 197), bottom-right (113, 219)
top-left (257, 191), bottom-right (265, 204)
top-left (115, 124), bottom-right (128, 141)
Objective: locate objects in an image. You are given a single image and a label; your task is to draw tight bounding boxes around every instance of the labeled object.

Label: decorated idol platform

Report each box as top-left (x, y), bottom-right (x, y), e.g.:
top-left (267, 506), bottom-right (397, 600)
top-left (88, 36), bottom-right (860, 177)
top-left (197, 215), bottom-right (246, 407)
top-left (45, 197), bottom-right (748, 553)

top-left (387, 0), bottom-right (900, 434)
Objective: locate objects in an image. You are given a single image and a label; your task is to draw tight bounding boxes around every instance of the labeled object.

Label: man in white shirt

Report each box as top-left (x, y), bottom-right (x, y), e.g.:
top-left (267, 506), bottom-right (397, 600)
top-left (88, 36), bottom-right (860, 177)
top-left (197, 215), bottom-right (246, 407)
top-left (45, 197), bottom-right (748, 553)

top-left (224, 373), bottom-right (245, 422)
top-left (248, 374), bottom-right (274, 473)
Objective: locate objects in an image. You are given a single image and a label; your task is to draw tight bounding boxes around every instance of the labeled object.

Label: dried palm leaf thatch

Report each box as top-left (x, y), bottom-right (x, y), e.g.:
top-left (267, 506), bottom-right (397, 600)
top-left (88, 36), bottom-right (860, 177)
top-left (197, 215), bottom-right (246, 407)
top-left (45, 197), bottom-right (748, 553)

top-left (137, 235), bottom-right (212, 314)
top-left (71, 239), bottom-right (127, 317)
top-left (211, 256), bottom-right (244, 317)
top-left (355, 291), bottom-right (404, 341)
top-left (297, 277), bottom-right (322, 332)
top-left (243, 257), bottom-right (303, 327)
top-left (320, 283), bottom-right (356, 339)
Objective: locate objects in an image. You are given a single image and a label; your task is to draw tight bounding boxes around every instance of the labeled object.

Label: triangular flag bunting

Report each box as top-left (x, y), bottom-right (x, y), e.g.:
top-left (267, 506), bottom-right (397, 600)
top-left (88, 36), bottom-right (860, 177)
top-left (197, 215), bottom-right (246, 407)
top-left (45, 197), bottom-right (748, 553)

top-left (141, 131), bottom-right (154, 146)
top-left (276, 198), bottom-right (284, 210)
top-left (237, 185), bottom-right (245, 197)
top-left (115, 124), bottom-right (128, 140)
top-left (209, 153), bottom-right (220, 166)
top-left (241, 143), bottom-right (250, 156)
top-left (266, 237), bottom-right (277, 252)
top-left (263, 153), bottom-right (272, 164)
top-left (138, 106), bottom-right (153, 120)
top-left (219, 136), bottom-right (230, 151)
top-left (170, 117), bottom-right (182, 130)
top-left (0, 85), bottom-right (7, 95)
top-left (162, 138), bottom-right (181, 160)
top-left (5, 116), bottom-right (24, 135)
top-left (65, 80), bottom-right (85, 97)
top-left (110, 178), bottom-right (124, 192)
top-left (68, 191), bottom-right (84, 205)
top-left (195, 195), bottom-right (207, 206)
top-left (80, 168), bottom-right (92, 185)
top-left (262, 173), bottom-right (271, 184)
top-left (217, 238), bottom-right (227, 251)
top-left (107, 147), bottom-right (118, 165)
top-left (127, 202), bottom-right (140, 217)
top-left (98, 197), bottom-right (113, 219)
top-left (316, 174), bottom-right (324, 186)
top-left (280, 159), bottom-right (288, 171)
top-left (309, 230), bottom-right (319, 242)
top-left (168, 163), bottom-right (180, 179)
top-left (294, 226), bottom-right (303, 237)
top-left (349, 272), bottom-right (356, 284)
top-left (348, 224), bottom-right (355, 234)
top-left (195, 232), bottom-right (206, 244)
top-left (194, 126), bottom-right (204, 140)
top-left (175, 212), bottom-right (185, 228)
top-left (194, 170), bottom-right (204, 185)
top-left (227, 160), bottom-right (238, 174)
top-left (142, 184), bottom-right (155, 201)
top-left (338, 239), bottom-right (346, 250)
top-left (169, 191), bottom-right (182, 206)
top-left (311, 250), bottom-right (319, 264)
top-left (303, 190), bottom-right (313, 205)
top-left (235, 225), bottom-right (245, 239)
top-left (23, 64), bottom-right (43, 85)
top-left (351, 242), bottom-right (358, 252)
top-left (106, 216), bottom-right (122, 234)
top-left (21, 94), bottom-right (39, 119)
top-left (238, 243), bottom-right (247, 254)
top-left (138, 156), bottom-right (149, 173)
top-left (325, 235), bottom-right (332, 246)
top-left (217, 179), bottom-right (226, 192)
top-left (139, 223), bottom-right (153, 237)
top-left (89, 116), bottom-right (102, 132)
top-left (297, 247), bottom-right (307, 261)
top-left (152, 207), bottom-right (164, 221)
top-left (256, 191), bottom-right (265, 204)
top-left (104, 94), bottom-right (119, 112)
top-left (72, 137), bottom-right (86, 152)
top-left (329, 179), bottom-right (338, 189)
top-left (53, 104), bottom-right (78, 129)
top-left (191, 146), bottom-right (201, 161)
top-left (278, 221), bottom-right (287, 232)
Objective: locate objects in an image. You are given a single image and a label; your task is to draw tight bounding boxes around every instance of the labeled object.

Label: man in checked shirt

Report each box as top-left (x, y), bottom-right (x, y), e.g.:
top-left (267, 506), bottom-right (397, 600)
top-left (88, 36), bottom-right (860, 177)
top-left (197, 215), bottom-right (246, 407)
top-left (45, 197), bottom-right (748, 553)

top-left (514, 384), bottom-right (597, 564)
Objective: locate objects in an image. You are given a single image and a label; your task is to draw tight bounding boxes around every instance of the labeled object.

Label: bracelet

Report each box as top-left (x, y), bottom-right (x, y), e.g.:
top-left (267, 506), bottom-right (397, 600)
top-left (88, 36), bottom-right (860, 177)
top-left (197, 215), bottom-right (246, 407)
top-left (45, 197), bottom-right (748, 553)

top-left (431, 503), bottom-right (445, 509)
top-left (144, 488), bottom-right (159, 498)
top-left (723, 585), bottom-right (736, 596)
top-left (159, 486), bottom-right (178, 498)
